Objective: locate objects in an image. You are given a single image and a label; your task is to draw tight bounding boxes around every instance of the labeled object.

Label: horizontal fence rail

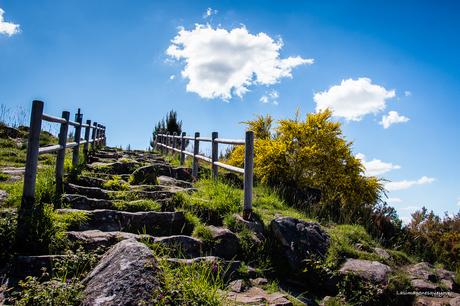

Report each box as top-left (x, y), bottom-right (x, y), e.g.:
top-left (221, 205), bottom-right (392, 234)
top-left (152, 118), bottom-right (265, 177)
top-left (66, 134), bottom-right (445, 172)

top-left (155, 130), bottom-right (254, 220)
top-left (21, 100), bottom-right (106, 210)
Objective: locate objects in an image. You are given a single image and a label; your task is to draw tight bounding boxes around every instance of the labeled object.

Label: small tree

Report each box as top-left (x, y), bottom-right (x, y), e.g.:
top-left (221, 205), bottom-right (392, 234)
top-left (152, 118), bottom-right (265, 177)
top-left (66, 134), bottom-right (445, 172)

top-left (150, 110), bottom-right (183, 148)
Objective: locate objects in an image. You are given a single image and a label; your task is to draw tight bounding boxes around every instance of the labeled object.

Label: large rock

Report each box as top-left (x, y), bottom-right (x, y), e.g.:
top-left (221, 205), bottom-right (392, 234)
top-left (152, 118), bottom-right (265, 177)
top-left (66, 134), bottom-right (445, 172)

top-left (171, 167), bottom-right (193, 182)
top-left (208, 226), bottom-right (240, 259)
top-left (81, 239), bottom-right (160, 306)
top-left (232, 213), bottom-right (265, 240)
top-left (74, 175), bottom-right (106, 188)
top-left (270, 217), bottom-right (330, 271)
top-left (157, 175), bottom-right (193, 189)
top-left (58, 209), bottom-right (188, 236)
top-left (130, 165), bottom-right (160, 185)
top-left (154, 235), bottom-right (203, 258)
top-left (339, 259), bottom-right (392, 284)
top-left (405, 262), bottom-right (458, 292)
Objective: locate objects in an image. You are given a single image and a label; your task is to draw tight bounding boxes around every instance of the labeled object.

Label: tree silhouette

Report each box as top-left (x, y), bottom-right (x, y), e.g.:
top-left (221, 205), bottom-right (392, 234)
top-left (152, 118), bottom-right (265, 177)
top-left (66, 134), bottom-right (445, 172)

top-left (150, 110), bottom-right (183, 148)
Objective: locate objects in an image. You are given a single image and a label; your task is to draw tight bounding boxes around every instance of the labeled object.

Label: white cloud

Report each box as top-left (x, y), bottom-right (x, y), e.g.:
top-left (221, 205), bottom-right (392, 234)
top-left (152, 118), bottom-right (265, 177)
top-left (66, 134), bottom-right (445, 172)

top-left (314, 78), bottom-right (395, 121)
top-left (380, 111), bottom-right (410, 129)
top-left (457, 197), bottom-right (460, 206)
top-left (385, 176), bottom-right (435, 191)
top-left (356, 153), bottom-right (400, 176)
top-left (386, 197), bottom-right (402, 204)
top-left (166, 24), bottom-right (313, 100)
top-left (203, 8), bottom-right (218, 18)
top-left (260, 90), bottom-right (279, 105)
top-left (0, 8), bottom-right (20, 36)
top-left (404, 90), bottom-right (412, 97)
top-left (169, 75), bottom-right (176, 80)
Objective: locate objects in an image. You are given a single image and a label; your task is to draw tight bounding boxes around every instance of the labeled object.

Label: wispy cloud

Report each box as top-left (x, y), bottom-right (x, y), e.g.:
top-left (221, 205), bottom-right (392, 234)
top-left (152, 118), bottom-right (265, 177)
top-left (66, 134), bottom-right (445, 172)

top-left (380, 111), bottom-right (410, 129)
top-left (166, 24), bottom-right (313, 100)
top-left (203, 7), bottom-right (218, 19)
top-left (457, 197), bottom-right (460, 206)
top-left (404, 90), bottom-right (412, 97)
top-left (169, 75), bottom-right (176, 80)
top-left (314, 78), bottom-right (395, 121)
top-left (260, 90), bottom-right (279, 105)
top-left (356, 153), bottom-right (400, 176)
top-left (0, 8), bottom-right (20, 37)
top-left (385, 176), bottom-right (435, 191)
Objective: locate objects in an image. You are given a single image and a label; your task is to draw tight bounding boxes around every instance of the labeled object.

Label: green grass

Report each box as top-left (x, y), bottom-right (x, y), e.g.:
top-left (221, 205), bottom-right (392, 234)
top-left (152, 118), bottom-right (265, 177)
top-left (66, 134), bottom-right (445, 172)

top-left (325, 224), bottom-right (382, 269)
top-left (102, 176), bottom-right (130, 191)
top-left (113, 199), bottom-right (161, 212)
top-left (153, 257), bottom-right (226, 305)
top-left (252, 185), bottom-right (317, 225)
top-left (173, 178), bottom-right (242, 223)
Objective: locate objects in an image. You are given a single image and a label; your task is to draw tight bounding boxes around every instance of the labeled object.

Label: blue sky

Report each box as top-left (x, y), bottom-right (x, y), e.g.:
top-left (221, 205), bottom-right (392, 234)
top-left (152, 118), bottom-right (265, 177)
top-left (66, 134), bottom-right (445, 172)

top-left (1, 0), bottom-right (459, 221)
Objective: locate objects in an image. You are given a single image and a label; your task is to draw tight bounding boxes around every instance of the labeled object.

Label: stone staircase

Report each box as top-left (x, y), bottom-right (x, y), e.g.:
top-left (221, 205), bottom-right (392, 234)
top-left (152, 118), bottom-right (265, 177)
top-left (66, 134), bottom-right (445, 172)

top-left (7, 147), bottom-right (295, 305)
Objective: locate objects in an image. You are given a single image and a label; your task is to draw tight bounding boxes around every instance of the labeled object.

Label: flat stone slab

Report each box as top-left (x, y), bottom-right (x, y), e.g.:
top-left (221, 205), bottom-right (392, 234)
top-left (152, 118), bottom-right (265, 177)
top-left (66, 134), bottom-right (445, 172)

top-left (82, 239), bottom-right (160, 306)
top-left (158, 176), bottom-right (193, 188)
top-left (339, 259), bottom-right (392, 284)
top-left (58, 209), bottom-right (188, 236)
top-left (225, 286), bottom-right (293, 305)
top-left (65, 183), bottom-right (112, 200)
top-left (62, 194), bottom-right (114, 210)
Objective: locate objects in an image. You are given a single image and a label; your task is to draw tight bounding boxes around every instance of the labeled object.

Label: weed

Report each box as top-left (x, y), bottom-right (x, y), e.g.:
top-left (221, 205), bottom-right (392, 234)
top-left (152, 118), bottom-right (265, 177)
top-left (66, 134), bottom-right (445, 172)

top-left (102, 176), bottom-right (130, 191)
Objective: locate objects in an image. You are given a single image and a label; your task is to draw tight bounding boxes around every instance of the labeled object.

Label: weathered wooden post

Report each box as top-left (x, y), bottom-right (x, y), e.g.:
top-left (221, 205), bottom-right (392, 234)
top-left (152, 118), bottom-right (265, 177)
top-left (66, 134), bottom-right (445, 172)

top-left (166, 132), bottom-right (170, 154)
top-left (16, 100), bottom-right (44, 253)
top-left (102, 125), bottom-right (106, 146)
top-left (180, 132), bottom-right (186, 165)
top-left (172, 132), bottom-right (177, 156)
top-left (192, 132), bottom-right (200, 178)
top-left (20, 100), bottom-right (44, 209)
top-left (211, 131), bottom-right (218, 179)
top-left (243, 131), bottom-right (254, 220)
top-left (72, 109), bottom-right (83, 168)
top-left (91, 121), bottom-right (97, 151)
top-left (83, 119), bottom-right (91, 160)
top-left (55, 111), bottom-right (70, 201)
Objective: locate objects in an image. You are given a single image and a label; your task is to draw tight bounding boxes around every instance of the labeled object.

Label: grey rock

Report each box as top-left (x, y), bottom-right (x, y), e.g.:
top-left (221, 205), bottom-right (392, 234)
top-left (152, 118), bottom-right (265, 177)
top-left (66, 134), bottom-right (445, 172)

top-left (228, 279), bottom-right (248, 293)
top-left (75, 176), bottom-right (106, 188)
top-left (130, 165), bottom-right (160, 185)
top-left (66, 230), bottom-right (139, 251)
top-left (57, 209), bottom-right (188, 236)
top-left (225, 286), bottom-right (293, 306)
top-left (232, 213), bottom-right (265, 239)
top-left (405, 262), bottom-right (457, 292)
top-left (251, 277), bottom-right (269, 287)
top-left (339, 259), bottom-right (392, 284)
top-left (208, 226), bottom-right (240, 259)
top-left (61, 194), bottom-right (114, 210)
top-left (154, 235), bottom-right (203, 258)
top-left (158, 175), bottom-right (193, 188)
top-left (88, 161), bottom-right (139, 175)
top-left (171, 167), bottom-right (193, 182)
top-left (82, 239), bottom-right (160, 306)
top-left (0, 190), bottom-right (7, 205)
top-left (373, 247), bottom-right (391, 259)
top-left (270, 217), bottom-right (330, 271)
top-left (64, 183), bottom-right (111, 200)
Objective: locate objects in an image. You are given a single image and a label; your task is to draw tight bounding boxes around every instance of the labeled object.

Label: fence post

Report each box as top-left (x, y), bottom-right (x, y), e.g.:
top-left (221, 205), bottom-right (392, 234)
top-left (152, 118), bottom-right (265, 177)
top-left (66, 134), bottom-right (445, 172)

top-left (211, 131), bottom-right (218, 180)
top-left (20, 100), bottom-right (44, 209)
top-left (102, 125), bottom-right (106, 146)
top-left (72, 109), bottom-right (83, 168)
top-left (180, 132), bottom-right (186, 165)
top-left (166, 132), bottom-right (170, 154)
top-left (192, 132), bottom-right (200, 178)
top-left (172, 132), bottom-right (177, 156)
top-left (55, 111), bottom-right (70, 202)
top-left (91, 121), bottom-right (97, 151)
top-left (83, 119), bottom-right (91, 160)
top-left (243, 131), bottom-right (254, 220)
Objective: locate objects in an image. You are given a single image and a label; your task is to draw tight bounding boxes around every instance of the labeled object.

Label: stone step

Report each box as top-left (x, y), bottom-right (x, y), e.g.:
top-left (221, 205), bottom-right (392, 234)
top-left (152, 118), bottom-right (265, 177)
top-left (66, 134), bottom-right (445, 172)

top-left (57, 209), bottom-right (191, 236)
top-left (62, 194), bottom-right (114, 210)
top-left (66, 230), bottom-right (203, 257)
top-left (65, 183), bottom-right (111, 199)
top-left (87, 161), bottom-right (140, 175)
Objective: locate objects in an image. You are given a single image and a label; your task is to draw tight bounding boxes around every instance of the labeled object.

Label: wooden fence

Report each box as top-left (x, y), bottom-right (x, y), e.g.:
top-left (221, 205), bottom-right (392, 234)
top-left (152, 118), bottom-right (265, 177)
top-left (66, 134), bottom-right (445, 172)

top-left (155, 131), bottom-right (254, 219)
top-left (21, 100), bottom-right (106, 210)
